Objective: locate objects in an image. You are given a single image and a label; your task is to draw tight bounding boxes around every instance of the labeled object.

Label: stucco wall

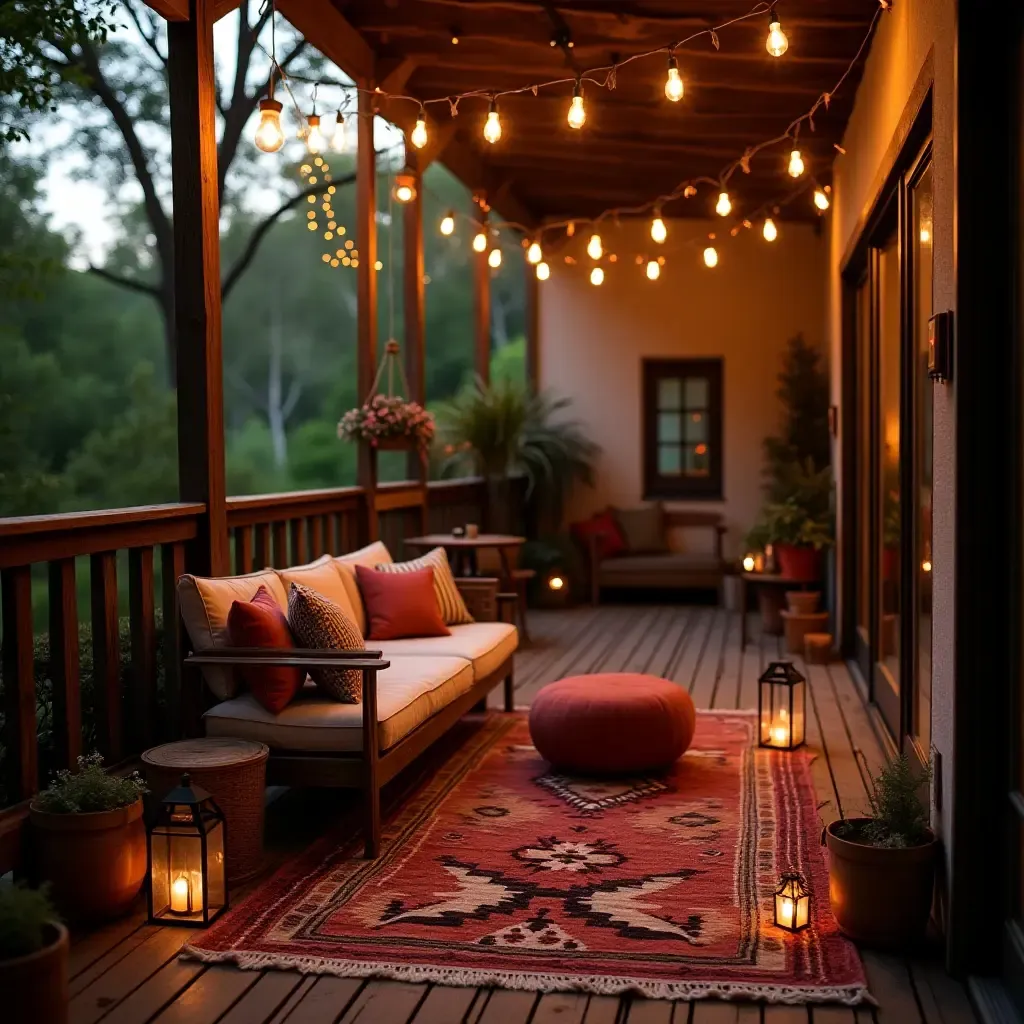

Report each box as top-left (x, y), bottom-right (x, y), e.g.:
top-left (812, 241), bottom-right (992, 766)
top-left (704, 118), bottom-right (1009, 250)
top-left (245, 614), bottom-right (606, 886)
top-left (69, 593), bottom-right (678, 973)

top-left (829, 0), bottom-right (956, 861)
top-left (537, 219), bottom-right (828, 557)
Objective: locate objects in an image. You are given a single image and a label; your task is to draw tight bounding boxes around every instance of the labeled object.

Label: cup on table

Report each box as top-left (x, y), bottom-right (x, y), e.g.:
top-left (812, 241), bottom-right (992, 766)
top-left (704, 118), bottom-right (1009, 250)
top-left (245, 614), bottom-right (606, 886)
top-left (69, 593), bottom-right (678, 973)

top-left (465, 523), bottom-right (479, 539)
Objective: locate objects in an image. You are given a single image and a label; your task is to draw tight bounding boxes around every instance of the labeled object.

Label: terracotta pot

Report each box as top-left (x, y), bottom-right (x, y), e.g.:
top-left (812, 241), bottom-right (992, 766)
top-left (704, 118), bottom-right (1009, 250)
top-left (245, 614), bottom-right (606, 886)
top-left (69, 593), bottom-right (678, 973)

top-left (0, 921), bottom-right (69, 1024)
top-left (776, 544), bottom-right (822, 582)
top-left (785, 590), bottom-right (821, 614)
top-left (825, 818), bottom-right (936, 948)
top-left (29, 799), bottom-right (147, 923)
top-left (781, 610), bottom-right (829, 654)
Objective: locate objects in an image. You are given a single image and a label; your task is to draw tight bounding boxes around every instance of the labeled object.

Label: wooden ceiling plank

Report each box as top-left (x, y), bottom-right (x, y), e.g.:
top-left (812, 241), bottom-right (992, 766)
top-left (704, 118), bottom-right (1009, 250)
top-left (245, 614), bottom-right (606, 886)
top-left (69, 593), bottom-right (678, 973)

top-left (376, 57), bottom-right (419, 95)
top-left (277, 0), bottom-right (375, 83)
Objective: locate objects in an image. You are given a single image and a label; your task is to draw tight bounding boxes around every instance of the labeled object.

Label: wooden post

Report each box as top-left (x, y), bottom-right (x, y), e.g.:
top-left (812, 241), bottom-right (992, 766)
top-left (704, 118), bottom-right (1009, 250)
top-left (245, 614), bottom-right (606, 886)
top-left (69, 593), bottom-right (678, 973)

top-left (356, 86), bottom-right (379, 542)
top-left (473, 210), bottom-right (491, 384)
top-left (525, 265), bottom-right (540, 392)
top-left (403, 156), bottom-right (428, 529)
top-left (168, 0), bottom-right (228, 577)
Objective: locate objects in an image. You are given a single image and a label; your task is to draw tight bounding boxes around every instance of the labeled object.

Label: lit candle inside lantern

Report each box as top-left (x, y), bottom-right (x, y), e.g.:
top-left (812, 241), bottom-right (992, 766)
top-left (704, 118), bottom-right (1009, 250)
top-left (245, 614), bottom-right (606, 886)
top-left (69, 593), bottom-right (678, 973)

top-left (771, 707), bottom-right (789, 746)
top-left (742, 554), bottom-right (756, 572)
top-left (779, 896), bottom-right (794, 928)
top-left (170, 873), bottom-right (191, 914)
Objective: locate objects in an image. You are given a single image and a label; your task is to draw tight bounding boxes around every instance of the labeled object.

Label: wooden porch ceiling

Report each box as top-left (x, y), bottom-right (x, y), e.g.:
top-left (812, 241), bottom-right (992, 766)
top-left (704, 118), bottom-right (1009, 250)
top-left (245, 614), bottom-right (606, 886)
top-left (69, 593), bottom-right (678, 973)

top-left (328, 0), bottom-right (876, 223)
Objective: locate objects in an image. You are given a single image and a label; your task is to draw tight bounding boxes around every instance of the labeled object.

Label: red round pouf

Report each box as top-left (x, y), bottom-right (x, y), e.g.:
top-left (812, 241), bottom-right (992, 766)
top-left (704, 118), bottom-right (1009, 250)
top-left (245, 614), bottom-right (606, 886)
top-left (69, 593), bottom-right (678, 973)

top-left (528, 673), bottom-right (696, 775)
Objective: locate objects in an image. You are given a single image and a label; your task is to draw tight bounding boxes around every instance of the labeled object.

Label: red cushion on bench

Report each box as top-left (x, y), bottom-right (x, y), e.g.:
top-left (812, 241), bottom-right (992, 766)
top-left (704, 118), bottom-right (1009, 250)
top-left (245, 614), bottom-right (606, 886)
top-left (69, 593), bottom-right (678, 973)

top-left (572, 511), bottom-right (626, 559)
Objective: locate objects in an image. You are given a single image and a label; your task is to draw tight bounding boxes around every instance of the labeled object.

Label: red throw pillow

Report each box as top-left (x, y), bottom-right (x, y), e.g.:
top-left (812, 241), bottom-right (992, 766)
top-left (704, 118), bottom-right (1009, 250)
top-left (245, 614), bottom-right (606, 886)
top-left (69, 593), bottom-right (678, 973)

top-left (355, 565), bottom-right (451, 640)
top-left (227, 586), bottom-right (304, 714)
top-left (572, 510), bottom-right (626, 559)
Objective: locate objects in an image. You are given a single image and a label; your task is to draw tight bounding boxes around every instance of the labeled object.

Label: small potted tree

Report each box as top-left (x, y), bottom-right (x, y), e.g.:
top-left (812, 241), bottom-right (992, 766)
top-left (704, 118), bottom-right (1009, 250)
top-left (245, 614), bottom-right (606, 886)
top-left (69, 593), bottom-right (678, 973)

top-left (30, 753), bottom-right (148, 922)
top-left (761, 496), bottom-right (833, 582)
top-left (0, 884), bottom-right (69, 1024)
top-left (825, 754), bottom-right (937, 948)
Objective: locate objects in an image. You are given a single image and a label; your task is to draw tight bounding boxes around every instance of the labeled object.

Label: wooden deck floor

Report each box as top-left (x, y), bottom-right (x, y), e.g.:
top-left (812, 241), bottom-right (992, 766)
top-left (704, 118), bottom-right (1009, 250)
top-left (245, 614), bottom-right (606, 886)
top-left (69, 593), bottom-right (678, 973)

top-left (68, 604), bottom-right (976, 1024)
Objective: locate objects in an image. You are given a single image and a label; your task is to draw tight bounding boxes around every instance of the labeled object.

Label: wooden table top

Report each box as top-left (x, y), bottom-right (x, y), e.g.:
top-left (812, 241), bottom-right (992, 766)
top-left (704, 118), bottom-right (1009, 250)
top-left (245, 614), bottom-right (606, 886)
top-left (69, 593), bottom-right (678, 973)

top-left (405, 533), bottom-right (526, 549)
top-left (740, 571), bottom-right (815, 585)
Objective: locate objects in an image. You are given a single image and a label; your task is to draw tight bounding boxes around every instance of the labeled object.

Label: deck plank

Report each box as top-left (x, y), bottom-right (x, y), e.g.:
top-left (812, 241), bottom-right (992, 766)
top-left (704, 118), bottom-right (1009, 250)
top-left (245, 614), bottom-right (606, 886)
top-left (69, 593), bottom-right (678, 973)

top-left (151, 964), bottom-right (262, 1023)
top-left (861, 952), bottom-right (923, 1023)
top-left (626, 996), bottom-right (675, 1022)
top-left (691, 608), bottom-right (729, 708)
top-left (471, 988), bottom-right (536, 1023)
top-left (532, 992), bottom-right (590, 1023)
top-left (813, 1006), bottom-right (860, 1023)
top-left (217, 971), bottom-right (307, 1024)
top-left (281, 977), bottom-right (364, 1023)
top-left (68, 908), bottom-right (149, 981)
top-left (410, 984), bottom-right (478, 1023)
top-left (690, 1001), bottom-right (738, 1022)
top-left (337, 981), bottom-right (429, 1023)
top-left (910, 962), bottom-right (977, 1023)
top-left (583, 994), bottom-right (623, 1023)
top-left (93, 958), bottom-right (205, 1024)
top-left (69, 923), bottom-right (158, 997)
top-left (763, 1006), bottom-right (807, 1023)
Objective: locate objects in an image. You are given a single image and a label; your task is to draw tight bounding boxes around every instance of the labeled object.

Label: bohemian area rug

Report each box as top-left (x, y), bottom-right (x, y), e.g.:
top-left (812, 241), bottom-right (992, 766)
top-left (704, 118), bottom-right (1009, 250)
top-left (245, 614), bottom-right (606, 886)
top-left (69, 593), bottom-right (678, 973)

top-left (184, 712), bottom-right (869, 1005)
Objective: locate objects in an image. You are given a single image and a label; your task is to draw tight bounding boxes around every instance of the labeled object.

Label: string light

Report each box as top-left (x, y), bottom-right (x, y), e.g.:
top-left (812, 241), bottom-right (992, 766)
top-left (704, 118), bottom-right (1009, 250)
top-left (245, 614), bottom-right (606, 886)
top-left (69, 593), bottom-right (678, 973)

top-left (410, 113), bottom-right (428, 150)
top-left (483, 98), bottom-right (502, 144)
top-left (788, 149), bottom-right (805, 177)
top-left (392, 171), bottom-right (417, 203)
top-left (813, 188), bottom-right (830, 211)
top-left (567, 82), bottom-right (586, 129)
top-left (488, 247), bottom-right (502, 268)
top-left (646, 260), bottom-right (661, 280)
top-left (703, 246), bottom-right (719, 268)
top-left (590, 266), bottom-right (604, 286)
top-left (586, 233), bottom-right (603, 259)
top-left (766, 6), bottom-right (789, 57)
top-left (715, 191), bottom-right (732, 217)
top-left (536, 261), bottom-right (550, 280)
top-left (254, 97), bottom-right (284, 153)
top-left (664, 55), bottom-right (684, 102)
top-left (472, 230), bottom-right (488, 252)
top-left (650, 215), bottom-right (667, 244)
top-left (329, 110), bottom-right (346, 152)
top-left (306, 114), bottom-right (325, 154)
top-left (763, 217), bottom-right (778, 241)
top-left (527, 241), bottom-right (543, 264)
top-left (439, 211), bottom-right (455, 235)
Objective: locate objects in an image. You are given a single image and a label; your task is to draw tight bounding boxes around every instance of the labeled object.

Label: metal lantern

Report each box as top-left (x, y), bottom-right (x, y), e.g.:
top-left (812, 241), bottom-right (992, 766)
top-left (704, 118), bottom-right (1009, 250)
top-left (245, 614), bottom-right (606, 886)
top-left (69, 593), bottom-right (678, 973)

top-left (147, 773), bottom-right (228, 927)
top-left (758, 660), bottom-right (806, 750)
top-left (774, 871), bottom-right (811, 932)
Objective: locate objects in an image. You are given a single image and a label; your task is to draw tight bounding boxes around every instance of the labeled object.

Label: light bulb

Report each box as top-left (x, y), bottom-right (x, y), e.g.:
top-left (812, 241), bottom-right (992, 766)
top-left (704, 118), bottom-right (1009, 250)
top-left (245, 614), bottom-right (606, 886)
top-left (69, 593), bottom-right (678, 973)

top-left (488, 247), bottom-right (502, 268)
top-left (590, 266), bottom-right (604, 286)
top-left (473, 231), bottom-right (487, 253)
top-left (410, 116), bottom-right (428, 150)
top-left (766, 14), bottom-right (789, 57)
top-left (788, 149), bottom-right (805, 178)
top-left (567, 84), bottom-right (586, 129)
top-left (703, 246), bottom-right (718, 268)
top-left (548, 575), bottom-right (565, 591)
top-left (330, 112), bottom-right (346, 152)
top-left (527, 241), bottom-right (542, 264)
top-left (813, 188), bottom-right (830, 211)
top-left (440, 212), bottom-right (455, 236)
top-left (715, 191), bottom-right (732, 217)
top-left (536, 261), bottom-right (550, 281)
top-left (586, 233), bottom-right (602, 260)
top-left (920, 227), bottom-right (931, 244)
top-left (483, 100), bottom-right (502, 144)
top-left (254, 98), bottom-right (285, 153)
top-left (306, 114), bottom-right (325, 154)
top-left (664, 56), bottom-right (684, 102)
top-left (763, 218), bottom-right (778, 242)
top-left (392, 171), bottom-right (417, 204)
top-left (650, 216), bottom-right (667, 244)
top-left (394, 184), bottom-right (414, 203)
top-left (646, 260), bottom-right (660, 280)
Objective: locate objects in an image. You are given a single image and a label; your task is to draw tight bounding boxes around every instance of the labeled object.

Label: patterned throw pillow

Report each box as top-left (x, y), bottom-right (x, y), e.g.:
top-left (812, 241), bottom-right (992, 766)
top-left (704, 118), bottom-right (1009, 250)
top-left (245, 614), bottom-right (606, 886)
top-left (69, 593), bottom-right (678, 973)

top-left (287, 583), bottom-right (366, 703)
top-left (374, 546), bottom-right (474, 625)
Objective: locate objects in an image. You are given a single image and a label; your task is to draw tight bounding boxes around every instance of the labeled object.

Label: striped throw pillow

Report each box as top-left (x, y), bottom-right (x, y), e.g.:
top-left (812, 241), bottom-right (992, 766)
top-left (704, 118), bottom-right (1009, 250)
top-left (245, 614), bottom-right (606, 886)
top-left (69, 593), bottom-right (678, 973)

top-left (375, 547), bottom-right (474, 625)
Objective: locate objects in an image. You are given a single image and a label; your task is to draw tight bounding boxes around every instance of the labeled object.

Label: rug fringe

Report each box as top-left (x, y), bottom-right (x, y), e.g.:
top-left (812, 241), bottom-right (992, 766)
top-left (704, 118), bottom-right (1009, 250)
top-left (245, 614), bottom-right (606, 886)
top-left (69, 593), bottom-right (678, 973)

top-left (179, 945), bottom-right (874, 1006)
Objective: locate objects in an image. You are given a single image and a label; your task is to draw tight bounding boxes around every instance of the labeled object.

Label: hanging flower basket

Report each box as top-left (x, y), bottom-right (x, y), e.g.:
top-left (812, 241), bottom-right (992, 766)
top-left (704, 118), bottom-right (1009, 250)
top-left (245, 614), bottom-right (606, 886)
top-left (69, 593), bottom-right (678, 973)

top-left (337, 341), bottom-right (435, 453)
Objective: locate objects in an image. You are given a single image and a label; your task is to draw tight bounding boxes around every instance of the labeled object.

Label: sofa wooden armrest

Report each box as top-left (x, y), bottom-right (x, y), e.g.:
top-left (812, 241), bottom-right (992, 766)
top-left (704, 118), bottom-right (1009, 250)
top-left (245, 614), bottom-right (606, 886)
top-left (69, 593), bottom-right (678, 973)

top-left (455, 576), bottom-right (500, 621)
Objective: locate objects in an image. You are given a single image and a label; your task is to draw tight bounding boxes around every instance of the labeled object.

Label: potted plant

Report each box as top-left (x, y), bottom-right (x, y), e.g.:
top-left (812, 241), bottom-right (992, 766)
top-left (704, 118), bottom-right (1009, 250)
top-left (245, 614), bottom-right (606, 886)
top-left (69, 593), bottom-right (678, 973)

top-left (30, 753), bottom-right (148, 922)
top-left (761, 496), bottom-right (833, 581)
top-left (337, 393), bottom-right (435, 452)
top-left (0, 884), bottom-right (69, 1024)
top-left (825, 754), bottom-right (936, 948)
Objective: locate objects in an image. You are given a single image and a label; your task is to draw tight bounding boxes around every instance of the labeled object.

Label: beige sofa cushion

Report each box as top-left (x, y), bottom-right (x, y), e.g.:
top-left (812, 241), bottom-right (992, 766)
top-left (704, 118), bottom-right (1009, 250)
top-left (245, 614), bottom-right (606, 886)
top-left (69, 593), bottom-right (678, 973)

top-left (275, 556), bottom-right (360, 624)
top-left (330, 541), bottom-right (393, 636)
top-left (376, 622), bottom-right (518, 682)
top-left (203, 655), bottom-right (473, 753)
top-left (177, 569), bottom-right (289, 700)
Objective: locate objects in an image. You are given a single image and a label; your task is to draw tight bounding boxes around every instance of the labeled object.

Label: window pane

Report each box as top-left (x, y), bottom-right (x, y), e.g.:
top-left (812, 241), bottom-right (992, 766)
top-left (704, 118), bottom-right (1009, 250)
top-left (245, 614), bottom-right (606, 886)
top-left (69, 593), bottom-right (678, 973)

top-left (683, 446), bottom-right (710, 476)
top-left (684, 377), bottom-right (708, 409)
top-left (658, 445), bottom-right (682, 475)
top-left (684, 412), bottom-right (707, 443)
top-left (658, 378), bottom-right (682, 410)
top-left (657, 412), bottom-right (681, 443)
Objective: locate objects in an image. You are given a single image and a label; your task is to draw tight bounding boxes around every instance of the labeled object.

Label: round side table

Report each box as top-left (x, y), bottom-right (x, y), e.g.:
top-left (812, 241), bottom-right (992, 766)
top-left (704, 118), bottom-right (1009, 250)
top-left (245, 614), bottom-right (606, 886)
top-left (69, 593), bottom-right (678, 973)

top-left (142, 738), bottom-right (269, 883)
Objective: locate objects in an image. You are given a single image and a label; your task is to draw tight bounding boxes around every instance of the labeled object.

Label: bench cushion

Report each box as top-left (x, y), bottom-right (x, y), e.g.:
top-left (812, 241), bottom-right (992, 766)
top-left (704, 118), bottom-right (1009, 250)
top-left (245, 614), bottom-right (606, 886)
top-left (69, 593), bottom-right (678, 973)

top-left (376, 622), bottom-right (518, 682)
top-left (203, 655), bottom-right (474, 753)
top-left (600, 552), bottom-right (723, 575)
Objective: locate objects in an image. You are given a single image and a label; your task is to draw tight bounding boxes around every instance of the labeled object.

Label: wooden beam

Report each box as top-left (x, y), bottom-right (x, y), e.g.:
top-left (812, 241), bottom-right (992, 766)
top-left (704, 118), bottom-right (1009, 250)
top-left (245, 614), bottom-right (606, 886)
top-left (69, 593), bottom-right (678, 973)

top-left (212, 0), bottom-right (241, 21)
top-left (142, 0), bottom-right (189, 20)
top-left (277, 0), bottom-right (374, 82)
top-left (377, 57), bottom-right (418, 95)
top-left (168, 0), bottom-right (228, 577)
top-left (474, 211), bottom-right (491, 384)
top-left (403, 156), bottom-right (427, 496)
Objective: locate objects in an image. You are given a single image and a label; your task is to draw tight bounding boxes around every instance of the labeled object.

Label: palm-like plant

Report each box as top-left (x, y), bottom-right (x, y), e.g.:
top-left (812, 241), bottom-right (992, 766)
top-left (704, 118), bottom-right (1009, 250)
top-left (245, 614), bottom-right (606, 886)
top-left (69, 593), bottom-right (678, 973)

top-left (435, 377), bottom-right (599, 530)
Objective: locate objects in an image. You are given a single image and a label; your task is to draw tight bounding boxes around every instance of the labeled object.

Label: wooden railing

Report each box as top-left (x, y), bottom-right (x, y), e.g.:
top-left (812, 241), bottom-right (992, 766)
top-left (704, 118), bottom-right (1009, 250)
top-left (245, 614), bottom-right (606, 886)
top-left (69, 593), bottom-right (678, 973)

top-left (0, 479), bottom-right (487, 870)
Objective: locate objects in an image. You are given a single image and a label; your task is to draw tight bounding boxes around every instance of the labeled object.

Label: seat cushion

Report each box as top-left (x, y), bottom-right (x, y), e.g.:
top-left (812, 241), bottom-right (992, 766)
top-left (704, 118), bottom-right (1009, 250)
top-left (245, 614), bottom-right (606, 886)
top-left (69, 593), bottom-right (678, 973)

top-left (330, 541), bottom-right (393, 637)
top-left (529, 673), bottom-right (696, 774)
top-left (374, 547), bottom-right (474, 625)
top-left (287, 583), bottom-right (366, 702)
top-left (178, 569), bottom-right (289, 700)
top-left (376, 622), bottom-right (518, 682)
top-left (599, 552), bottom-right (723, 575)
top-left (612, 504), bottom-right (667, 553)
top-left (276, 557), bottom-right (360, 625)
top-left (203, 655), bottom-right (474, 753)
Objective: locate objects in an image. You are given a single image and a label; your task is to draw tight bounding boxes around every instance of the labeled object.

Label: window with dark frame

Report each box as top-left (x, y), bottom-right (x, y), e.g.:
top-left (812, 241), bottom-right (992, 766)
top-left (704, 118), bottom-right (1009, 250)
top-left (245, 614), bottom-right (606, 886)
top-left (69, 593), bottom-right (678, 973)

top-left (642, 358), bottom-right (723, 500)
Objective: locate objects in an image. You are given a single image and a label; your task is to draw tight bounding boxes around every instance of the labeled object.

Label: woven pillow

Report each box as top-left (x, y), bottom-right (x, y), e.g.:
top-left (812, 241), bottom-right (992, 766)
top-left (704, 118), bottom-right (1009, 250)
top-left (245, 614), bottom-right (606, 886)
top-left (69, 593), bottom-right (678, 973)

top-left (373, 546), bottom-right (473, 625)
top-left (287, 583), bottom-right (366, 703)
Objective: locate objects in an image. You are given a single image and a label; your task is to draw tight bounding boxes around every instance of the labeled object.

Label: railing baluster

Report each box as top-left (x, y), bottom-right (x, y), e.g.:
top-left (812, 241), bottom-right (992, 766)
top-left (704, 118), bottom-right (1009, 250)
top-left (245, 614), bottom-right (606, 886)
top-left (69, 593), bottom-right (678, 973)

top-left (235, 526), bottom-right (253, 575)
top-left (48, 558), bottom-right (81, 770)
top-left (290, 518), bottom-right (308, 565)
top-left (129, 548), bottom-right (157, 752)
top-left (1, 566), bottom-right (38, 802)
top-left (90, 551), bottom-right (121, 761)
top-left (309, 515), bottom-right (325, 559)
top-left (161, 542), bottom-right (185, 741)
top-left (272, 521), bottom-right (288, 567)
top-left (254, 523), bottom-right (270, 570)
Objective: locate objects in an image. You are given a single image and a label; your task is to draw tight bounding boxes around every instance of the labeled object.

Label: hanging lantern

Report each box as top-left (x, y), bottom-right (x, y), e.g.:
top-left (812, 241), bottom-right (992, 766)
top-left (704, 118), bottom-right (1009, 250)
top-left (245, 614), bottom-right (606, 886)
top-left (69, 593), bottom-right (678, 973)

top-left (774, 872), bottom-right (811, 932)
top-left (758, 660), bottom-right (806, 750)
top-left (147, 774), bottom-right (227, 927)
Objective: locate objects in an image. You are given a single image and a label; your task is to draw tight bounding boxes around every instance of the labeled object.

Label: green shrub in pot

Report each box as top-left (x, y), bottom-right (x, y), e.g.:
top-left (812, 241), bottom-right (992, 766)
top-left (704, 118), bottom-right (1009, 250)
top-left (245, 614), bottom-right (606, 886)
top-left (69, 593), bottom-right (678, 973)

top-left (0, 884), bottom-right (69, 1024)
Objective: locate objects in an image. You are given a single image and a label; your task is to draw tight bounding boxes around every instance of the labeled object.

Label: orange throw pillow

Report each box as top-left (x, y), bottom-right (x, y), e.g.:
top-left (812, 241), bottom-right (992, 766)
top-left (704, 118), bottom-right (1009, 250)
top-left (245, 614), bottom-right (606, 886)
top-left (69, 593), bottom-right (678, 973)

top-left (355, 565), bottom-right (451, 640)
top-left (226, 585), bottom-right (304, 713)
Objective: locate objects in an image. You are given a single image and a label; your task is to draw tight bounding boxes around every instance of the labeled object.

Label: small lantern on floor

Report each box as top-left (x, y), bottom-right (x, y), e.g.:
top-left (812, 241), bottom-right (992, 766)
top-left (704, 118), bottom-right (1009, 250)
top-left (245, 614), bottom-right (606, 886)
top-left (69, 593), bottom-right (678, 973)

top-left (774, 871), bottom-right (811, 932)
top-left (758, 660), bottom-right (806, 750)
top-left (147, 774), bottom-right (227, 927)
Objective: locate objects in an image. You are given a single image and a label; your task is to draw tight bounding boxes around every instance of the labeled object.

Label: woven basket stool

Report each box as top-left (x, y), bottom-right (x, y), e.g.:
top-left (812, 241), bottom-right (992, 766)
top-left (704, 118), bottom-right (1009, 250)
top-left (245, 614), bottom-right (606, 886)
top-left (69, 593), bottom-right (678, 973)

top-left (142, 738), bottom-right (269, 883)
